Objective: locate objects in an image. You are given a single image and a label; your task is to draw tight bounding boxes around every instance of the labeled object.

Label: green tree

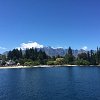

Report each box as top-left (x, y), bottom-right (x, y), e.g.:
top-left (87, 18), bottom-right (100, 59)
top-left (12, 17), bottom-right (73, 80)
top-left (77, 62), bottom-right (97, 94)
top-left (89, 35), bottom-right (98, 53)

top-left (37, 50), bottom-right (48, 64)
top-left (96, 47), bottom-right (100, 64)
top-left (87, 51), bottom-right (90, 63)
top-left (75, 59), bottom-right (90, 65)
top-left (55, 58), bottom-right (65, 65)
top-left (25, 49), bottom-right (30, 59)
top-left (65, 47), bottom-right (74, 64)
top-left (1, 60), bottom-right (6, 66)
top-left (8, 51), bottom-right (13, 60)
top-left (47, 61), bottom-right (55, 65)
top-left (78, 53), bottom-right (88, 60)
top-left (90, 50), bottom-right (96, 65)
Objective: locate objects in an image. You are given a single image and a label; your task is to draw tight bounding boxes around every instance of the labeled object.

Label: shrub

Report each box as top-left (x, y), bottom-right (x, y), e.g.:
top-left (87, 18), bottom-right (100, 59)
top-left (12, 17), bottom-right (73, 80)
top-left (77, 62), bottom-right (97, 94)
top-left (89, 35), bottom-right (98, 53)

top-left (75, 59), bottom-right (90, 65)
top-left (24, 61), bottom-right (33, 66)
top-left (47, 61), bottom-right (55, 65)
top-left (55, 58), bottom-right (65, 65)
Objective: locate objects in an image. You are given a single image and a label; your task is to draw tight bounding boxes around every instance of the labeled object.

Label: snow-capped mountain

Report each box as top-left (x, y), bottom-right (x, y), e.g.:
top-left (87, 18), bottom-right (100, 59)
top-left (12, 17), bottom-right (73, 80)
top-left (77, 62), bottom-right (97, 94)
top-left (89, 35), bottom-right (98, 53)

top-left (3, 42), bottom-right (90, 57)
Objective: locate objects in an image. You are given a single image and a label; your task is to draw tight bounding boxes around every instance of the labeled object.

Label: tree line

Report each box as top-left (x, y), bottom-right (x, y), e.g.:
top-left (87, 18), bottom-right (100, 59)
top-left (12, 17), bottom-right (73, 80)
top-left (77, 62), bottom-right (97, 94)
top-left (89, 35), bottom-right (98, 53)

top-left (7, 48), bottom-right (49, 66)
top-left (0, 47), bottom-right (100, 66)
top-left (65, 47), bottom-right (100, 65)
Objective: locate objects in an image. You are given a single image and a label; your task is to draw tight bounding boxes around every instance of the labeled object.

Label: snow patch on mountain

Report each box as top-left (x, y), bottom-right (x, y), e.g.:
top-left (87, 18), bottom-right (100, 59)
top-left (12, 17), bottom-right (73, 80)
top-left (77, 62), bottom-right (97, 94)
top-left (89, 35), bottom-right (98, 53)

top-left (17, 42), bottom-right (44, 50)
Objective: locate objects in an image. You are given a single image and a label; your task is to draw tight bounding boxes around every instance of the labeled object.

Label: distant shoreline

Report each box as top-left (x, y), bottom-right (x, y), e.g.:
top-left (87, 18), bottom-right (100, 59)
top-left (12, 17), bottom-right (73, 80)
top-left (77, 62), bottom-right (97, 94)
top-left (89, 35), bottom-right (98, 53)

top-left (0, 65), bottom-right (100, 69)
top-left (0, 66), bottom-right (30, 69)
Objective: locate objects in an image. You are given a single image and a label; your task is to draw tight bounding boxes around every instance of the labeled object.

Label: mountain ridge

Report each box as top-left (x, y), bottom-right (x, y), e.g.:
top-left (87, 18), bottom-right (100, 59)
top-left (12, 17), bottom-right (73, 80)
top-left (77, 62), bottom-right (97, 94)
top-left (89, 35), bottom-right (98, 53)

top-left (3, 46), bottom-right (90, 57)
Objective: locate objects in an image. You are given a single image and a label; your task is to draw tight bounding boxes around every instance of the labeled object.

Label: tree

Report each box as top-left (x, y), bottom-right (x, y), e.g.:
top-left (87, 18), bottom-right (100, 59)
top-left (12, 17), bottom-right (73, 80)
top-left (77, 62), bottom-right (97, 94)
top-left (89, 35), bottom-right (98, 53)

top-left (1, 60), bottom-right (6, 66)
top-left (7, 49), bottom-right (22, 60)
top-left (96, 47), bottom-right (100, 64)
top-left (78, 53), bottom-right (88, 60)
top-left (8, 51), bottom-right (13, 60)
top-left (90, 50), bottom-right (96, 65)
top-left (55, 58), bottom-right (65, 65)
top-left (47, 61), bottom-right (55, 65)
top-left (0, 54), bottom-right (7, 61)
top-left (24, 62), bottom-right (33, 66)
top-left (34, 49), bottom-right (38, 60)
top-left (37, 50), bottom-right (48, 64)
top-left (25, 49), bottom-right (30, 59)
top-left (65, 47), bottom-right (74, 64)
top-left (75, 59), bottom-right (90, 65)
top-left (19, 49), bottom-right (23, 59)
top-left (87, 51), bottom-right (90, 63)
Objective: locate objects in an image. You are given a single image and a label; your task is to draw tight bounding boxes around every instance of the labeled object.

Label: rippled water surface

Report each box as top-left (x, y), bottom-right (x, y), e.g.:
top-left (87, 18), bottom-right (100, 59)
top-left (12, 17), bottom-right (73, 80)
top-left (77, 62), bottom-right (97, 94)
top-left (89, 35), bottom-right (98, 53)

top-left (0, 66), bottom-right (100, 100)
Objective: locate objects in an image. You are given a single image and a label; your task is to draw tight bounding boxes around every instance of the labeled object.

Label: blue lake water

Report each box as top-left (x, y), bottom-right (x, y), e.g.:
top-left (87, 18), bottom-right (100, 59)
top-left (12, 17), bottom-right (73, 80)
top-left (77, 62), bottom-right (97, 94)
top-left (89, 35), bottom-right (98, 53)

top-left (0, 66), bottom-right (100, 100)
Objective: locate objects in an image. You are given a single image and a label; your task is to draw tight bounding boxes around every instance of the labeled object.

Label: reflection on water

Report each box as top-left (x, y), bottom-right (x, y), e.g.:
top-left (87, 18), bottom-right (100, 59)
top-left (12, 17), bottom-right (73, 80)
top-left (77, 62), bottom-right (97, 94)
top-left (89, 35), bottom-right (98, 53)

top-left (0, 66), bottom-right (100, 100)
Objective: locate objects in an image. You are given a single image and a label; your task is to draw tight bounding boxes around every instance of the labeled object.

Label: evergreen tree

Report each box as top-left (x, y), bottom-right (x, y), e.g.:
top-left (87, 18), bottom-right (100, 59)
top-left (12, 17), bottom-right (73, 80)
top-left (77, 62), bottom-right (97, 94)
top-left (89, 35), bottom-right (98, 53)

top-left (99, 48), bottom-right (100, 64)
top-left (8, 51), bottom-right (13, 60)
top-left (90, 50), bottom-right (96, 65)
top-left (78, 53), bottom-right (87, 60)
top-left (25, 49), bottom-right (30, 59)
top-left (87, 51), bottom-right (90, 63)
top-left (96, 47), bottom-right (100, 64)
top-left (19, 49), bottom-right (23, 59)
top-left (65, 47), bottom-right (74, 64)
top-left (34, 48), bottom-right (38, 60)
top-left (29, 48), bottom-right (35, 60)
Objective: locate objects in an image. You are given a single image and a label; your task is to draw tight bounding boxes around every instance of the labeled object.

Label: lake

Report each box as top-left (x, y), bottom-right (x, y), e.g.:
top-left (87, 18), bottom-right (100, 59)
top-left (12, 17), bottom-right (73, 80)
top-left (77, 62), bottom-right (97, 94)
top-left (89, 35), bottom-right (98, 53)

top-left (0, 66), bottom-right (100, 100)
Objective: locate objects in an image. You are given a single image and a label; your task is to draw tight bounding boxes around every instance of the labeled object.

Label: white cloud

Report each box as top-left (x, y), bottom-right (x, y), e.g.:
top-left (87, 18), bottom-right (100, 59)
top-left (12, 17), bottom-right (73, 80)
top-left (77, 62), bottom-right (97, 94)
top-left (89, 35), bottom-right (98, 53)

top-left (17, 42), bottom-right (44, 50)
top-left (82, 46), bottom-right (88, 50)
top-left (0, 46), bottom-right (6, 50)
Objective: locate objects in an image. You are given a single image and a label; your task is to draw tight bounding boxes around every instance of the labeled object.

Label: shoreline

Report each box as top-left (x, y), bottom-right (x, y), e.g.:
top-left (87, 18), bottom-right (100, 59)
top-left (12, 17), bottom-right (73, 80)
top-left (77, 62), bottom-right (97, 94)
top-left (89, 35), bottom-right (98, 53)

top-left (0, 66), bottom-right (30, 69)
top-left (0, 65), bottom-right (100, 69)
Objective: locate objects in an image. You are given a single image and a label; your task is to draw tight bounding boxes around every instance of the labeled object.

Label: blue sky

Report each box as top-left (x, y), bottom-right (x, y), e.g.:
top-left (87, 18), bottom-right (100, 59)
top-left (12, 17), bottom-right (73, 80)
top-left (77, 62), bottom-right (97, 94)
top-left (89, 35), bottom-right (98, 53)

top-left (0, 0), bottom-right (100, 53)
